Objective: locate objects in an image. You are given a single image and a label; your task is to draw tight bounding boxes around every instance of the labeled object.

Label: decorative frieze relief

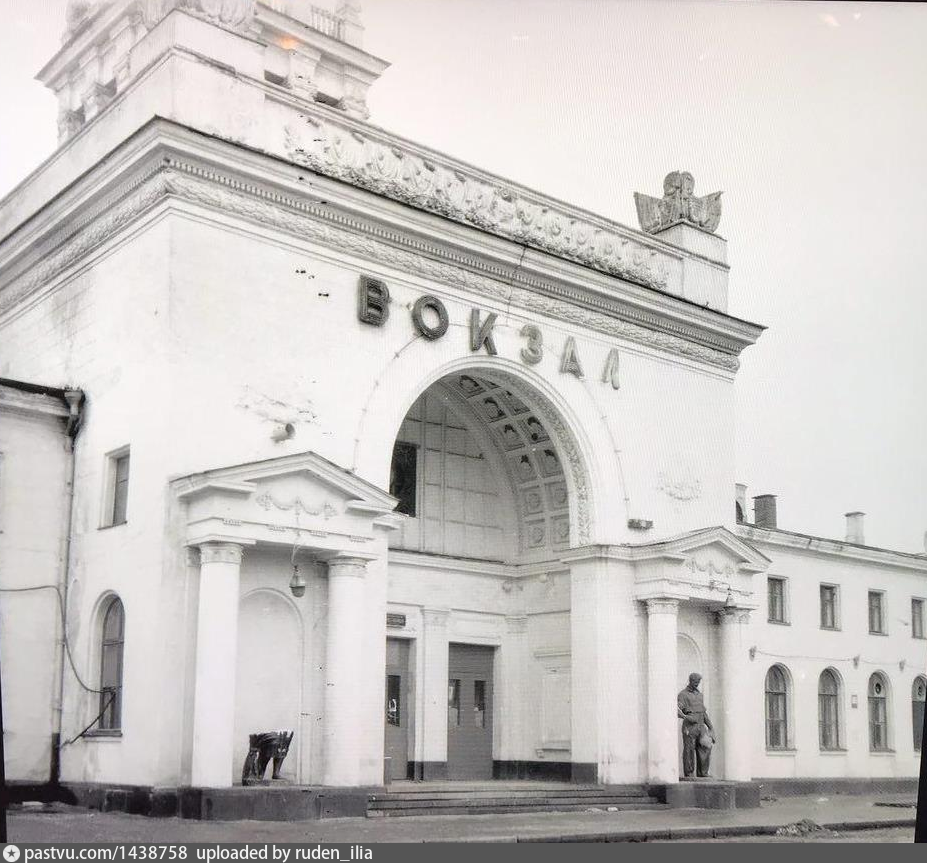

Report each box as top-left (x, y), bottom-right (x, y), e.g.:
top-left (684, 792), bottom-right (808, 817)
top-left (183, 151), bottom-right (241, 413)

top-left (656, 472), bottom-right (702, 501)
top-left (685, 557), bottom-right (736, 580)
top-left (283, 118), bottom-right (677, 293)
top-left (142, 0), bottom-right (255, 31)
top-left (0, 159), bottom-right (740, 371)
top-left (255, 492), bottom-right (338, 519)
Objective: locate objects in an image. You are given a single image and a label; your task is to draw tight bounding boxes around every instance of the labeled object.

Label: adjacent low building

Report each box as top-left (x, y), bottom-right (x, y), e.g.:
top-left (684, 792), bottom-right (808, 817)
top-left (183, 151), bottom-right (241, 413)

top-left (0, 0), bottom-right (923, 807)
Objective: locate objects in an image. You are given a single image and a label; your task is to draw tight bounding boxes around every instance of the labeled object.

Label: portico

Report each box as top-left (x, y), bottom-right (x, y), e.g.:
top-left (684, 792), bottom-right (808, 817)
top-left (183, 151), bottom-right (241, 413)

top-left (175, 452), bottom-right (402, 788)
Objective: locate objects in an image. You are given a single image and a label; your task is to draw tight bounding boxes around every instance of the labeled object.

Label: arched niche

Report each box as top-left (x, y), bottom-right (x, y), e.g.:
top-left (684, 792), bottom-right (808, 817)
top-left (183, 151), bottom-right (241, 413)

top-left (232, 589), bottom-right (304, 783)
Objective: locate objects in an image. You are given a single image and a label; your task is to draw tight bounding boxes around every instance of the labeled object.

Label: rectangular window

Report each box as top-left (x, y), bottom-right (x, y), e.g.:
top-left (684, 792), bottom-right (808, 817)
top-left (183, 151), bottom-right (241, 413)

top-left (820, 584), bottom-right (838, 629)
top-left (868, 591), bottom-right (885, 634)
top-left (869, 694), bottom-right (888, 751)
top-left (447, 678), bottom-right (460, 726)
top-left (819, 692), bottom-right (840, 750)
top-left (473, 680), bottom-right (486, 728)
top-left (389, 442), bottom-right (417, 517)
top-left (765, 691), bottom-right (787, 749)
top-left (767, 577), bottom-right (786, 623)
top-left (102, 447), bottom-right (130, 527)
top-left (912, 599), bottom-right (925, 640)
top-left (386, 674), bottom-right (401, 727)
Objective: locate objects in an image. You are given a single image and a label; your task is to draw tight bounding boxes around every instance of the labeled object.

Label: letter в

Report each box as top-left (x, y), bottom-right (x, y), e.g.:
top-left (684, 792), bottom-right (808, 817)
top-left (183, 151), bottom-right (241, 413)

top-left (357, 275), bottom-right (390, 326)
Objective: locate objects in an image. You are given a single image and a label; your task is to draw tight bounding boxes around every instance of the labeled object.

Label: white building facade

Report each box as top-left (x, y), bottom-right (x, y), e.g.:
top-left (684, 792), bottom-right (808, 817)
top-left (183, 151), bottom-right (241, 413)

top-left (0, 0), bottom-right (923, 805)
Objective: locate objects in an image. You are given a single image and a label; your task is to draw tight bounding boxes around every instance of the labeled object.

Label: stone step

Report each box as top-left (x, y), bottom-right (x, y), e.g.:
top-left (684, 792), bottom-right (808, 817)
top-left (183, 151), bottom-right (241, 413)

top-left (371, 794), bottom-right (659, 807)
top-left (368, 801), bottom-right (666, 818)
top-left (371, 788), bottom-right (653, 802)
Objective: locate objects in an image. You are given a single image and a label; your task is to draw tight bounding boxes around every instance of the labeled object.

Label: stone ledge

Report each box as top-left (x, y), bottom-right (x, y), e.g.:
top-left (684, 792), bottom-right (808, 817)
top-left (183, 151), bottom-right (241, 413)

top-left (58, 782), bottom-right (378, 821)
top-left (663, 780), bottom-right (761, 810)
top-left (754, 776), bottom-right (919, 797)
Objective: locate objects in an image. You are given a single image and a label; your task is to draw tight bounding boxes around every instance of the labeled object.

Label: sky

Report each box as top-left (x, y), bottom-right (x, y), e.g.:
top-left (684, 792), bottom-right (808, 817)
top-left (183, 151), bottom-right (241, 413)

top-left (1, 0), bottom-right (926, 552)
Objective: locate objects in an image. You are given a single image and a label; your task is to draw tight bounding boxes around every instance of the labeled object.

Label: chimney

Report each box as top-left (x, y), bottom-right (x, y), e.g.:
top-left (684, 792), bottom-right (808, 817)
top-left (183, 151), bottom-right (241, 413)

top-left (753, 494), bottom-right (777, 529)
top-left (845, 512), bottom-right (865, 545)
top-left (735, 484), bottom-right (747, 524)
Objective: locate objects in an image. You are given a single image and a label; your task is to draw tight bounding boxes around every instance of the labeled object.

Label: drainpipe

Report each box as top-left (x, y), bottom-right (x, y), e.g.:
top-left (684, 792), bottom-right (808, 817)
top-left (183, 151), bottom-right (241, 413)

top-left (51, 389), bottom-right (84, 785)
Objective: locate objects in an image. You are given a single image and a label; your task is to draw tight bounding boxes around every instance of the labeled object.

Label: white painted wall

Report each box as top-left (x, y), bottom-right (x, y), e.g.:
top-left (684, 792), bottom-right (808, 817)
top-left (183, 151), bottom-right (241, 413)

top-left (746, 540), bottom-right (927, 779)
top-left (0, 395), bottom-right (69, 782)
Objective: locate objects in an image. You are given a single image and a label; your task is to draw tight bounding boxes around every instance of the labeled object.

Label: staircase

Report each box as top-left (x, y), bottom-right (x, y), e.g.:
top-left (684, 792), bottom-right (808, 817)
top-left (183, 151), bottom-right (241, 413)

top-left (367, 781), bottom-right (665, 817)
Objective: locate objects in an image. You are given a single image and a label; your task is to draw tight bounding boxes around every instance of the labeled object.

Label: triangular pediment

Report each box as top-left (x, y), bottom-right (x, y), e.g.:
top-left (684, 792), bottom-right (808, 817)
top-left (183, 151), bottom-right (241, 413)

top-left (629, 525), bottom-right (770, 573)
top-left (172, 452), bottom-right (399, 552)
top-left (173, 451), bottom-right (397, 512)
top-left (629, 526), bottom-right (769, 607)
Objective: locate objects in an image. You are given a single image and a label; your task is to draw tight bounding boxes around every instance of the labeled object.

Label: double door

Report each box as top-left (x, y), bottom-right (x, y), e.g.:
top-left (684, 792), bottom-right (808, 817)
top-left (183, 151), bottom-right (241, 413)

top-left (447, 643), bottom-right (494, 780)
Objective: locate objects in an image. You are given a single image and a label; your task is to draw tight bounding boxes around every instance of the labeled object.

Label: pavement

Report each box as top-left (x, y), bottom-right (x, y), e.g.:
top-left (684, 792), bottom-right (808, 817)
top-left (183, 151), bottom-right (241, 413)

top-left (8, 793), bottom-right (919, 843)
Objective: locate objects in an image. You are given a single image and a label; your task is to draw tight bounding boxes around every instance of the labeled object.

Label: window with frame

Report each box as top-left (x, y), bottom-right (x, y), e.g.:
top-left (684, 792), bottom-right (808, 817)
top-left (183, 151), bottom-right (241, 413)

top-left (447, 678), bottom-right (461, 726)
top-left (765, 665), bottom-right (789, 749)
top-left (103, 448), bottom-right (130, 527)
top-left (868, 673), bottom-right (889, 751)
top-left (868, 591), bottom-right (885, 634)
top-left (820, 584), bottom-right (838, 630)
top-left (818, 668), bottom-right (841, 750)
top-left (98, 596), bottom-right (125, 731)
top-left (389, 442), bottom-right (417, 517)
top-left (912, 599), bottom-right (925, 640)
top-left (767, 577), bottom-right (786, 624)
top-left (913, 677), bottom-right (926, 753)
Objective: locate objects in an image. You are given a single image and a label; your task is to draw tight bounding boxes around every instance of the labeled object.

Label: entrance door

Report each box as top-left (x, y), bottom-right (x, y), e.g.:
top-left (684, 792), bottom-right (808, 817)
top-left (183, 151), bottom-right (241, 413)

top-left (384, 638), bottom-right (411, 781)
top-left (447, 643), bottom-right (494, 780)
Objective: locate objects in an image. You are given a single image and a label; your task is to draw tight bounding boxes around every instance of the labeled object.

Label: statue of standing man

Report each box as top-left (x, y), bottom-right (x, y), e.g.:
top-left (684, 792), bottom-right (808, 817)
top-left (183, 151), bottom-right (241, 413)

top-left (677, 672), bottom-right (715, 779)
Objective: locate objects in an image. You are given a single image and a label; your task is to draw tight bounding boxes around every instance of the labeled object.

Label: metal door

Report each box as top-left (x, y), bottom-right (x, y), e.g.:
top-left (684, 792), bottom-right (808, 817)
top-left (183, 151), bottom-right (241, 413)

top-left (447, 643), bottom-right (494, 779)
top-left (384, 638), bottom-right (410, 781)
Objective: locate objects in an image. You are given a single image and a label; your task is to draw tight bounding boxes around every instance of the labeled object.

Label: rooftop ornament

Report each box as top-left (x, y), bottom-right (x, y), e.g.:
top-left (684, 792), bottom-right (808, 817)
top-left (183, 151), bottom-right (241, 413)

top-left (634, 171), bottom-right (723, 234)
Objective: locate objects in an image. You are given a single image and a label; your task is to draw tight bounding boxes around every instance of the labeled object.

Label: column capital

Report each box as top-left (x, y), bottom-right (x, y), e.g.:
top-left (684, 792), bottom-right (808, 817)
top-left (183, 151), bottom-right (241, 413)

top-left (422, 607), bottom-right (450, 628)
top-left (325, 554), bottom-right (370, 577)
top-left (197, 541), bottom-right (244, 566)
top-left (506, 615), bottom-right (529, 634)
top-left (717, 607), bottom-right (752, 625)
top-left (645, 597), bottom-right (680, 616)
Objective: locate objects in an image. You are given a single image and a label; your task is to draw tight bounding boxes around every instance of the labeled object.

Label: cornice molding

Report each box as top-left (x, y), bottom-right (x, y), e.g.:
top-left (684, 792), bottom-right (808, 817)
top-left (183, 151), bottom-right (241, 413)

top-left (736, 525), bottom-right (927, 573)
top-left (0, 152), bottom-right (748, 371)
top-left (282, 114), bottom-right (684, 294)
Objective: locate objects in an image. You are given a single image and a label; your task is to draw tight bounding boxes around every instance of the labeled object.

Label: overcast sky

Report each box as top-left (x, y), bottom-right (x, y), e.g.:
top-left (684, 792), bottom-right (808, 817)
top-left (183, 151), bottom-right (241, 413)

top-left (2, 0), bottom-right (926, 552)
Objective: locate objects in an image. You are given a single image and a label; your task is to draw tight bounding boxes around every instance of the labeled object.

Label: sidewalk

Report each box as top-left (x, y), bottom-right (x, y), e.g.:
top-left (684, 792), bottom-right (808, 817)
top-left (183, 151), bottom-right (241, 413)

top-left (9, 793), bottom-right (918, 843)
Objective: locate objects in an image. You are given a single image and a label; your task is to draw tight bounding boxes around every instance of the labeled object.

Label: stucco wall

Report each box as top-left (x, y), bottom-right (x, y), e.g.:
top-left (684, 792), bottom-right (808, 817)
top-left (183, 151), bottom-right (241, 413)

top-left (0, 399), bottom-right (69, 782)
top-left (747, 541), bottom-right (927, 778)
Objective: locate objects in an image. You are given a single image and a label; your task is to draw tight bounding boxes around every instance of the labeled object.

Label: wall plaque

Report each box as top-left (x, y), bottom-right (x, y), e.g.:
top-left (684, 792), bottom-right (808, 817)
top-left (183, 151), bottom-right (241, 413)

top-left (386, 613), bottom-right (407, 629)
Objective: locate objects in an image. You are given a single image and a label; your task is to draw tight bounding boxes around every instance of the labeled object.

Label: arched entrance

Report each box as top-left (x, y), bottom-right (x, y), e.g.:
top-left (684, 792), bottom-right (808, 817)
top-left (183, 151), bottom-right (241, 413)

top-left (381, 367), bottom-right (591, 781)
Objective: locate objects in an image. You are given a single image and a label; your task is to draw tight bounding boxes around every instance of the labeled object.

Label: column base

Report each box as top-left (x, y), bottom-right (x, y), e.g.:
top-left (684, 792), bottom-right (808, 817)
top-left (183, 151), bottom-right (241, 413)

top-left (663, 780), bottom-right (760, 810)
top-left (57, 782), bottom-right (381, 821)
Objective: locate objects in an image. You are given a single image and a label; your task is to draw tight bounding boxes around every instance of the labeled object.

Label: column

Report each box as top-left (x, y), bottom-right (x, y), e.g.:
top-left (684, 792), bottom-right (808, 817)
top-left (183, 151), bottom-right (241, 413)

top-left (719, 608), bottom-right (753, 781)
top-left (568, 548), bottom-right (643, 784)
top-left (646, 598), bottom-right (679, 784)
top-left (191, 542), bottom-right (244, 788)
top-left (322, 555), bottom-right (368, 786)
top-left (419, 608), bottom-right (449, 779)
top-left (497, 615), bottom-right (529, 772)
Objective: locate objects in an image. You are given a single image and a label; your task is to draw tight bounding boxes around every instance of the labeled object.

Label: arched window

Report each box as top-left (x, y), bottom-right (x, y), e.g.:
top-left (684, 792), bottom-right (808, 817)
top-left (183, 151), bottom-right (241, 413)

top-left (99, 596), bottom-right (125, 731)
top-left (868, 672), bottom-right (890, 752)
top-left (765, 665), bottom-right (789, 749)
top-left (818, 668), bottom-right (841, 750)
top-left (913, 677), bottom-right (926, 752)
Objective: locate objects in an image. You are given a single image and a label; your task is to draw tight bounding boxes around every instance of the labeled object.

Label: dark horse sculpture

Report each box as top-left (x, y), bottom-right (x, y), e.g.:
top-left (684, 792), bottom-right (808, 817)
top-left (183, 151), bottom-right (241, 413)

top-left (241, 730), bottom-right (294, 785)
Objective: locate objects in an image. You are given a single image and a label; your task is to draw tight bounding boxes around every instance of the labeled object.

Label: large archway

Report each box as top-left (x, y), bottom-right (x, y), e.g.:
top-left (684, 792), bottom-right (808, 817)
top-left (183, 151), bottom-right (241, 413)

top-left (381, 364), bottom-right (594, 558)
top-left (381, 366), bottom-right (594, 781)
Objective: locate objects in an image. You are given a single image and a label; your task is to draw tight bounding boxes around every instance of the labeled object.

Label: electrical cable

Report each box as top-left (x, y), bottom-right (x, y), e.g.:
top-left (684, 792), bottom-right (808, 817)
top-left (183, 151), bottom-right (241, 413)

top-left (751, 646), bottom-right (912, 669)
top-left (0, 584), bottom-right (101, 695)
